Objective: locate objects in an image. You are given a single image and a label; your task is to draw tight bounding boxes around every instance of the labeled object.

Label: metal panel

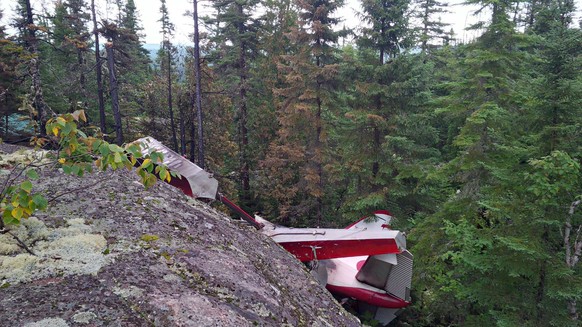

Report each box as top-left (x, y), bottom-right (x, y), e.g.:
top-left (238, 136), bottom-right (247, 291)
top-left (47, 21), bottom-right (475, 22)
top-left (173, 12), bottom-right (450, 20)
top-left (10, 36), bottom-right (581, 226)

top-left (355, 254), bottom-right (397, 289)
top-left (385, 250), bottom-right (413, 302)
top-left (135, 137), bottom-right (218, 199)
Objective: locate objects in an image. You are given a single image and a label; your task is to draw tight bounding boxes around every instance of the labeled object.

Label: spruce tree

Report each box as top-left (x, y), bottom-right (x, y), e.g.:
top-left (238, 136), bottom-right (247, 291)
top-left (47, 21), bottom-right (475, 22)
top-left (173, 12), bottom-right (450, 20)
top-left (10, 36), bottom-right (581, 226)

top-left (48, 0), bottom-right (92, 112)
top-left (415, 0), bottom-right (450, 53)
top-left (158, 0), bottom-right (178, 151)
top-left (262, 0), bottom-right (344, 225)
top-left (12, 0), bottom-right (55, 133)
top-left (523, 1), bottom-right (582, 321)
top-left (0, 9), bottom-right (23, 137)
top-left (205, 0), bottom-right (262, 211)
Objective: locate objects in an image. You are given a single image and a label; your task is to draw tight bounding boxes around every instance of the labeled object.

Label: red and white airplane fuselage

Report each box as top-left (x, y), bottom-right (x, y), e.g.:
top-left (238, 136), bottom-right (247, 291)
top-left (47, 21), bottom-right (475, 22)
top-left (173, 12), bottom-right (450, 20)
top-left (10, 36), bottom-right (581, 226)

top-left (137, 137), bottom-right (413, 325)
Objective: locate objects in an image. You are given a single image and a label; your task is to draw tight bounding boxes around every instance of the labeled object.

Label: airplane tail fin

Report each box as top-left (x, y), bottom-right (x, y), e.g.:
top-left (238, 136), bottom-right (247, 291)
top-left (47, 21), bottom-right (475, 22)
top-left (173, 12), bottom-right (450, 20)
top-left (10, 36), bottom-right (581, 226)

top-left (346, 210), bottom-right (394, 231)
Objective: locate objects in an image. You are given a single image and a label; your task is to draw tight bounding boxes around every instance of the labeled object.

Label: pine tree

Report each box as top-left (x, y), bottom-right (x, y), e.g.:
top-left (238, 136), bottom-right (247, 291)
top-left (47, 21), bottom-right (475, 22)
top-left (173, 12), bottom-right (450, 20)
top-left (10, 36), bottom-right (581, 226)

top-left (523, 1), bottom-right (582, 321)
top-left (191, 0), bottom-right (204, 166)
top-left (358, 0), bottom-right (412, 61)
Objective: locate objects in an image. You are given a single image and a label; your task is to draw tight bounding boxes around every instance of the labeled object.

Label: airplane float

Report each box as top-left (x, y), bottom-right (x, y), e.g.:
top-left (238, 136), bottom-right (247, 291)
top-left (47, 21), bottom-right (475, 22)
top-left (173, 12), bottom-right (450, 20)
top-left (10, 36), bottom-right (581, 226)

top-left (136, 137), bottom-right (413, 325)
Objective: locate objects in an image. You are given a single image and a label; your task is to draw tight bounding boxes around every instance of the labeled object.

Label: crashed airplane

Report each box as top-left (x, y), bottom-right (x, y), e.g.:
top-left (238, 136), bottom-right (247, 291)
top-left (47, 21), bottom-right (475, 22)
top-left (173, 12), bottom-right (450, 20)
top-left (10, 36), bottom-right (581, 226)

top-left (136, 137), bottom-right (413, 325)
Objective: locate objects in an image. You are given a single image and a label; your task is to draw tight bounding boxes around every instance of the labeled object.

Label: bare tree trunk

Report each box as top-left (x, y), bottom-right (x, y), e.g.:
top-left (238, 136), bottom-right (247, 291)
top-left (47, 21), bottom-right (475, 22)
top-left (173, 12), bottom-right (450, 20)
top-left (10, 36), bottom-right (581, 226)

top-left (179, 93), bottom-right (186, 155)
top-left (565, 199), bottom-right (581, 321)
top-left (105, 43), bottom-right (123, 145)
top-left (236, 3), bottom-right (251, 208)
top-left (193, 0), bottom-right (205, 169)
top-left (77, 50), bottom-right (87, 104)
top-left (189, 97), bottom-right (196, 162)
top-left (167, 49), bottom-right (178, 151)
top-left (315, 55), bottom-right (323, 226)
top-left (24, 0), bottom-right (53, 134)
top-left (91, 0), bottom-right (106, 134)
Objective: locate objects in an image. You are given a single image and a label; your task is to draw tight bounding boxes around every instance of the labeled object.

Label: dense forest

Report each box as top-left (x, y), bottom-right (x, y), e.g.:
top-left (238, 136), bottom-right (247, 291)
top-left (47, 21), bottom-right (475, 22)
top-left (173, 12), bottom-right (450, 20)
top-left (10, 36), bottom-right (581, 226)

top-left (0, 0), bottom-right (581, 325)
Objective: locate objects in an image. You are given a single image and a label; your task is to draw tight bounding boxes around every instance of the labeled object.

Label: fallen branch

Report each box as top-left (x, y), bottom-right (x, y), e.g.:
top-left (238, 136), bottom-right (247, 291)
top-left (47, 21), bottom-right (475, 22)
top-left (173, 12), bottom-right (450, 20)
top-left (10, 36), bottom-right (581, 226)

top-left (0, 229), bottom-right (36, 256)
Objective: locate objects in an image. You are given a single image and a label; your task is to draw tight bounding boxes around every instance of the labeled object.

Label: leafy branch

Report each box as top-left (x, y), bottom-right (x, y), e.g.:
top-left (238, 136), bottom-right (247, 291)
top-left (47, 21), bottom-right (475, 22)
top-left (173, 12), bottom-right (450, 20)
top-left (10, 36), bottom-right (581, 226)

top-left (0, 110), bottom-right (170, 243)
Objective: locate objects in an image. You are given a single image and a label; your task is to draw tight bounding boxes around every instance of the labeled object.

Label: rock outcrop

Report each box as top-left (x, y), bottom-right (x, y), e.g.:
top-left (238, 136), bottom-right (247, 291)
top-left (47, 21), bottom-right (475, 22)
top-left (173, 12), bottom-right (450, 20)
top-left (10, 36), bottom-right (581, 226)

top-left (0, 147), bottom-right (359, 326)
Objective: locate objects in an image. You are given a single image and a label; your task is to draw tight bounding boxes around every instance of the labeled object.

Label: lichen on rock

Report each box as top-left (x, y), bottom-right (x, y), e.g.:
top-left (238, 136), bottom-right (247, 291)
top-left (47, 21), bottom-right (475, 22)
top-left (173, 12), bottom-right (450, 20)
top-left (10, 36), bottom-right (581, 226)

top-left (0, 217), bottom-right (108, 285)
top-left (23, 317), bottom-right (69, 327)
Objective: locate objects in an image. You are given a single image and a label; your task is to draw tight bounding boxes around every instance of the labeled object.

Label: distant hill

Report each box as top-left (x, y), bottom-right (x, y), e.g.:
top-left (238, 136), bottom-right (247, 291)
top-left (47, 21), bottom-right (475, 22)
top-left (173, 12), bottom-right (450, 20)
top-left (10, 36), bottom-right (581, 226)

top-left (143, 43), bottom-right (161, 63)
top-left (143, 43), bottom-right (188, 79)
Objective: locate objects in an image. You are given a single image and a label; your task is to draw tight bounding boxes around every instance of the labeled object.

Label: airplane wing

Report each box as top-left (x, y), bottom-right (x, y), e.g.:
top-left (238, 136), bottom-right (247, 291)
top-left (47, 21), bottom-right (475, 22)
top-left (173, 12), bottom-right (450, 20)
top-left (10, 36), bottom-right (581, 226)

top-left (255, 216), bottom-right (406, 262)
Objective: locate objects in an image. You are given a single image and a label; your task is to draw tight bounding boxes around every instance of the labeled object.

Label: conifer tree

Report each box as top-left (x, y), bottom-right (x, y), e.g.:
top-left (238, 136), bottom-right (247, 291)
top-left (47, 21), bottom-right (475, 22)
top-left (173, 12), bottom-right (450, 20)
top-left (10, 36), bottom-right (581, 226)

top-left (12, 0), bottom-right (55, 133)
top-left (410, 0), bottom-right (569, 324)
top-left (523, 1), bottom-right (582, 321)
top-left (205, 0), bottom-right (262, 211)
top-left (90, 0), bottom-right (106, 133)
top-left (158, 0), bottom-right (178, 151)
top-left (0, 10), bottom-right (23, 136)
top-left (49, 0), bottom-right (92, 112)
top-left (263, 0), bottom-right (344, 225)
top-left (415, 0), bottom-right (450, 53)
top-left (192, 0), bottom-right (204, 167)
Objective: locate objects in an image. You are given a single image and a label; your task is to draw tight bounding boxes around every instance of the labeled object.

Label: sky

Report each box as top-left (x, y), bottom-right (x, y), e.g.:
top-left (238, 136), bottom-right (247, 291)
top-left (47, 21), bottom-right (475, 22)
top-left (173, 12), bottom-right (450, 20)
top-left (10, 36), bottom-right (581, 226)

top-left (0, 0), bottom-right (580, 46)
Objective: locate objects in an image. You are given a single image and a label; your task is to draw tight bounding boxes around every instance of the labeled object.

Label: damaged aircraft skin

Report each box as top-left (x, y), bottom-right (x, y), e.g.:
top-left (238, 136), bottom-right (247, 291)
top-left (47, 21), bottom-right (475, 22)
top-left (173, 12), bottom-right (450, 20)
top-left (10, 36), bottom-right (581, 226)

top-left (137, 137), bottom-right (413, 325)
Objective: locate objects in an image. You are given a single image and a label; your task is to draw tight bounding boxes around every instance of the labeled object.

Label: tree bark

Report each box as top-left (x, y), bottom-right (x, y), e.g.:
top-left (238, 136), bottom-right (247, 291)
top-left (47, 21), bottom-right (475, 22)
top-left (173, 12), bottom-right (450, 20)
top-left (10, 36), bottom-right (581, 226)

top-left (105, 43), bottom-right (123, 145)
top-left (91, 0), bottom-right (106, 134)
top-left (315, 54), bottom-right (323, 226)
top-left (167, 48), bottom-right (178, 151)
top-left (565, 199), bottom-right (581, 321)
top-left (237, 3), bottom-right (251, 208)
top-left (179, 95), bottom-right (186, 155)
top-left (23, 0), bottom-right (53, 134)
top-left (193, 0), bottom-right (205, 169)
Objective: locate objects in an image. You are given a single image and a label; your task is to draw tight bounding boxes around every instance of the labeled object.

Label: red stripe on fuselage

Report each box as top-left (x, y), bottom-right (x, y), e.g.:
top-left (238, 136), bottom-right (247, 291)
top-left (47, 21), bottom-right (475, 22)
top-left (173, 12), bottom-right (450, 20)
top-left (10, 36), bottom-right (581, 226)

top-left (278, 238), bottom-right (401, 262)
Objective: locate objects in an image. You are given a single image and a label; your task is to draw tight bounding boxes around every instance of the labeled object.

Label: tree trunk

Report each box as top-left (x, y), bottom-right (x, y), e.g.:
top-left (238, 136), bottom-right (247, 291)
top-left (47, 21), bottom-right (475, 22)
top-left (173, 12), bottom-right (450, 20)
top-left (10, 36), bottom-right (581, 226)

top-left (24, 0), bottom-right (52, 134)
top-left (237, 3), bottom-right (251, 208)
top-left (189, 90), bottom-right (196, 162)
top-left (91, 0), bottom-right (106, 134)
top-left (105, 43), bottom-right (123, 145)
top-left (372, 47), bottom-right (384, 178)
top-left (167, 49), bottom-right (178, 151)
top-left (536, 227), bottom-right (549, 323)
top-left (315, 55), bottom-right (323, 226)
top-left (565, 200), bottom-right (581, 321)
top-left (179, 95), bottom-right (186, 155)
top-left (193, 0), bottom-right (205, 169)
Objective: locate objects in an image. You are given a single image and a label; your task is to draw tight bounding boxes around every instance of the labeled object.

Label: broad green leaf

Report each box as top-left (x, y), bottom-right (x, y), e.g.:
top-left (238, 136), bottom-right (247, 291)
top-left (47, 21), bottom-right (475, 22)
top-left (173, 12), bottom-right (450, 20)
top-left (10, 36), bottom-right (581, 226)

top-left (21, 180), bottom-right (33, 193)
top-left (99, 143), bottom-right (110, 156)
top-left (62, 165), bottom-right (72, 174)
top-left (25, 169), bottom-right (39, 180)
top-left (32, 194), bottom-right (47, 209)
